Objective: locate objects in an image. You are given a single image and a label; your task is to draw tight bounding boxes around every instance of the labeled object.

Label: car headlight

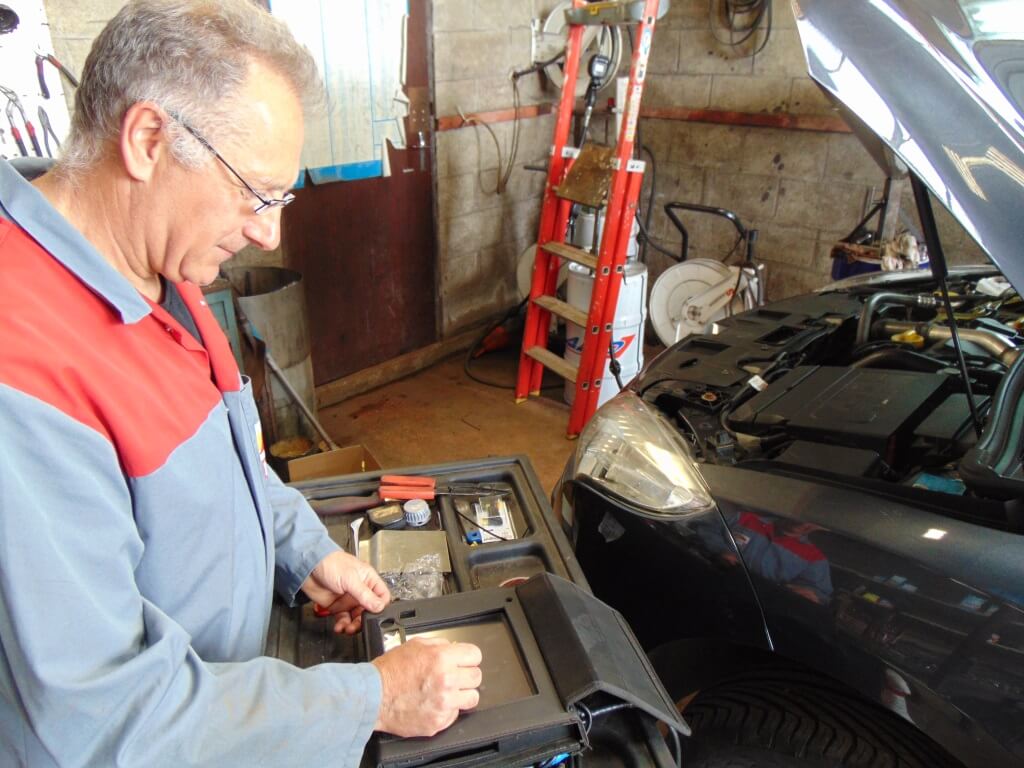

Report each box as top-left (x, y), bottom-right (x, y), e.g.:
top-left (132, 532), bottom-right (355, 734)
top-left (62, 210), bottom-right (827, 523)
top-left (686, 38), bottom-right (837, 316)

top-left (572, 390), bottom-right (714, 518)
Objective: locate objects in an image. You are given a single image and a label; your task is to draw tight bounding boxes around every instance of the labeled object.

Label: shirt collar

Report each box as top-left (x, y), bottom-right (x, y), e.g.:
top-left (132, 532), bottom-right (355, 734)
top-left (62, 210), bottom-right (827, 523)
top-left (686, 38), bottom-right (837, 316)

top-left (0, 160), bottom-right (152, 324)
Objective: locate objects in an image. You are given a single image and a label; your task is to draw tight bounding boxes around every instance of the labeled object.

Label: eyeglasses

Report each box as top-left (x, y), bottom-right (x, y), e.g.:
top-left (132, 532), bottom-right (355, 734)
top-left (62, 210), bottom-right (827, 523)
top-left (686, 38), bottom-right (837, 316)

top-left (170, 113), bottom-right (295, 215)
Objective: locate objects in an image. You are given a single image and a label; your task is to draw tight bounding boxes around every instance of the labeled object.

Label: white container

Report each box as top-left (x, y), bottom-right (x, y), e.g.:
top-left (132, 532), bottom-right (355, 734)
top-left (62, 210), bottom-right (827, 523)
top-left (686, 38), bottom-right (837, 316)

top-left (563, 261), bottom-right (648, 407)
top-left (572, 206), bottom-right (639, 259)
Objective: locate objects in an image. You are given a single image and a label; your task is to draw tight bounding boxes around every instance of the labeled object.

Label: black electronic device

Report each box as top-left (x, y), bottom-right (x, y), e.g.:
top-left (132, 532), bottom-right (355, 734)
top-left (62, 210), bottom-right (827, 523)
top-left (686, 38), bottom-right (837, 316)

top-left (587, 53), bottom-right (611, 82)
top-left (363, 573), bottom-right (688, 768)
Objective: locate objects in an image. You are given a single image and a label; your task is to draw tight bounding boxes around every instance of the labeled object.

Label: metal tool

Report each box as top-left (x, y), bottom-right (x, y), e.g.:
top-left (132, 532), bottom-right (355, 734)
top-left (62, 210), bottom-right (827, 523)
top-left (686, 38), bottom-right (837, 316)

top-left (378, 475), bottom-right (511, 501)
top-left (3, 99), bottom-right (27, 156)
top-left (37, 106), bottom-right (59, 156)
top-left (1, 89), bottom-right (42, 157)
top-left (35, 52), bottom-right (79, 99)
top-left (349, 516), bottom-right (365, 557)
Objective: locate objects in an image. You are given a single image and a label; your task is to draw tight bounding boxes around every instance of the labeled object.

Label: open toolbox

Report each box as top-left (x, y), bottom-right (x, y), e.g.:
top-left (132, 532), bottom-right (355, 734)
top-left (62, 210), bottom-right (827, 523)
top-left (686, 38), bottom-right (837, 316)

top-left (265, 456), bottom-right (684, 768)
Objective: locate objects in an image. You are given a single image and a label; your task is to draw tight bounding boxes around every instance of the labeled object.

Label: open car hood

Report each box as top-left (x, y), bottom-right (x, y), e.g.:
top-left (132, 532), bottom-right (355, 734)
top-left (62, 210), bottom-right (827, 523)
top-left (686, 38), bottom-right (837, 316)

top-left (793, 0), bottom-right (1024, 292)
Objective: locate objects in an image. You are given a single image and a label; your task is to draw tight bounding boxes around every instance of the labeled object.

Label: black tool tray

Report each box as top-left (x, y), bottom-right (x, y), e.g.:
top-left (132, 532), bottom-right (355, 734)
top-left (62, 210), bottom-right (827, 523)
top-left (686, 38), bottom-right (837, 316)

top-left (266, 456), bottom-right (679, 768)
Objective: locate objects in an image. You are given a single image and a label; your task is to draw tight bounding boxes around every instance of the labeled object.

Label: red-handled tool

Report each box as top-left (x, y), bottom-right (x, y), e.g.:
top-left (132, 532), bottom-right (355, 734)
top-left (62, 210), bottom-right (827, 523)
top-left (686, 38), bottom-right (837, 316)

top-left (4, 101), bottom-right (26, 156)
top-left (3, 92), bottom-right (40, 157)
top-left (379, 474), bottom-right (436, 501)
top-left (35, 52), bottom-right (79, 99)
top-left (25, 120), bottom-right (42, 157)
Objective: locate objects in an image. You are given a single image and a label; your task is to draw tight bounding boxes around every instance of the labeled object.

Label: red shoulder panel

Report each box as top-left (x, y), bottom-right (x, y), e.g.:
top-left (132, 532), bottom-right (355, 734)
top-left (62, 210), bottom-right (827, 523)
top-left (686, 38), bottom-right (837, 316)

top-left (0, 221), bottom-right (223, 478)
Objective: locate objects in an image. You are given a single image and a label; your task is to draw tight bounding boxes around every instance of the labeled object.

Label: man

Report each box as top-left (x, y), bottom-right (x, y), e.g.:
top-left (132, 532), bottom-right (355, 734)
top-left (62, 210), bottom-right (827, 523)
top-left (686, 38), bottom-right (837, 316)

top-left (0, 1), bottom-right (481, 765)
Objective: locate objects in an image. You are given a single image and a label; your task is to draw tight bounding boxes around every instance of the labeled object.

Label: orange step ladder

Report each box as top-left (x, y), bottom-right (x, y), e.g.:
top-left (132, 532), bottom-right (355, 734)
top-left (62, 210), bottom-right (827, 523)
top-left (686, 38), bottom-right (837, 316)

top-left (515, 0), bottom-right (661, 438)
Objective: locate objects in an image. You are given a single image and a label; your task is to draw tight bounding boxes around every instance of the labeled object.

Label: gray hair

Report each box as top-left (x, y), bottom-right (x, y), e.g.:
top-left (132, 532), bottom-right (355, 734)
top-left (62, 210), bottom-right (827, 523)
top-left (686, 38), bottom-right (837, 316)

top-left (60, 0), bottom-right (321, 174)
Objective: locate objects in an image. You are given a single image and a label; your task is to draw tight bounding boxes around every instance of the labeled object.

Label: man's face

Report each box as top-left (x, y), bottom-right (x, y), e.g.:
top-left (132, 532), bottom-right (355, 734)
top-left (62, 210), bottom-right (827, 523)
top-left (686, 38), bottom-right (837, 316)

top-left (156, 61), bottom-right (304, 286)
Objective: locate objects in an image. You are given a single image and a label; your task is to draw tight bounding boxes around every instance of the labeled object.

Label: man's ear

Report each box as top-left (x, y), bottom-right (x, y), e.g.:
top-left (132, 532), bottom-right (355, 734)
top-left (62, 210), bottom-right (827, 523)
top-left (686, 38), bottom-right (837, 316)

top-left (119, 102), bottom-right (168, 182)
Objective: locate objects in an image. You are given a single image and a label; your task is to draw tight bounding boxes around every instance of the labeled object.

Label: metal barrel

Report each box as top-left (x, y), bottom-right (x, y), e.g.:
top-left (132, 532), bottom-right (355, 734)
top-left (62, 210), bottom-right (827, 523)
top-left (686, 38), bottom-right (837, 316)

top-left (224, 266), bottom-right (316, 442)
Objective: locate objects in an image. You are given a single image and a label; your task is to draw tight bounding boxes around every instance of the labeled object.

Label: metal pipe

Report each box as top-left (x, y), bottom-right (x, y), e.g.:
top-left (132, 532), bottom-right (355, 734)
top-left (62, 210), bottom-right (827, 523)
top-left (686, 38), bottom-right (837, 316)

top-left (265, 352), bottom-right (339, 451)
top-left (876, 320), bottom-right (1020, 366)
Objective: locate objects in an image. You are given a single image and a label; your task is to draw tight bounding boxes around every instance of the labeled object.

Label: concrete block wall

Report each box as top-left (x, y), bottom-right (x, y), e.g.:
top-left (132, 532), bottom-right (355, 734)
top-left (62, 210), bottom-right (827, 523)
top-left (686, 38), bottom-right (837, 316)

top-left (432, 1), bottom-right (570, 334)
top-left (636, 0), bottom-right (988, 299)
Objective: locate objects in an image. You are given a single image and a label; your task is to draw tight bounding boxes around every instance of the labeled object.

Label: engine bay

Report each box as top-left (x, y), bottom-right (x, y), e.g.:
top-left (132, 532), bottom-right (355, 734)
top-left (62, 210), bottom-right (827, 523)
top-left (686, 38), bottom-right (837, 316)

top-left (638, 269), bottom-right (1023, 517)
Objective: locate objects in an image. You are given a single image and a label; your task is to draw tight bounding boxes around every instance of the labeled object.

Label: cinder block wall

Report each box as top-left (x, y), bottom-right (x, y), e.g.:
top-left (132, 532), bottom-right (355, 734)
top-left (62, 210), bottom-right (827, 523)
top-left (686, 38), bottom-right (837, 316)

top-left (431, 0), bottom-right (990, 337)
top-left (431, 1), bottom-right (566, 335)
top-left (635, 0), bottom-right (986, 300)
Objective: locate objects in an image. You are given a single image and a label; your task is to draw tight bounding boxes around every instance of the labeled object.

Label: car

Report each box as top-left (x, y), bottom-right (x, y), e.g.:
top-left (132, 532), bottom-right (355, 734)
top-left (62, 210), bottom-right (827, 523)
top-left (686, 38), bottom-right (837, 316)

top-left (554, 2), bottom-right (1024, 767)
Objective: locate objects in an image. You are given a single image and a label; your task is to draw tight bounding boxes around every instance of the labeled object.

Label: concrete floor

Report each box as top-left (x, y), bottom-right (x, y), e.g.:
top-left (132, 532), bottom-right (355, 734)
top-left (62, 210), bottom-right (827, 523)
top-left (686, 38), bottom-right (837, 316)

top-left (319, 346), bottom-right (577, 494)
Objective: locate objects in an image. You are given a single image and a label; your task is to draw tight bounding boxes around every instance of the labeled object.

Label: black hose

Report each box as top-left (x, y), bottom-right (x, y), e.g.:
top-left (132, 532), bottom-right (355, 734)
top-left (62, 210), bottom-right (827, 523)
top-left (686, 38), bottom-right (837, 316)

top-left (640, 144), bottom-right (657, 263)
top-left (855, 292), bottom-right (938, 346)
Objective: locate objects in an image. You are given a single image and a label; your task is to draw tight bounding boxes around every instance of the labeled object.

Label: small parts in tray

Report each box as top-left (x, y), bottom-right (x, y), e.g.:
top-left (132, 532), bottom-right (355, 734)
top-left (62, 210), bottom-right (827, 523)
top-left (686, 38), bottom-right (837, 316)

top-left (457, 495), bottom-right (517, 543)
top-left (367, 502), bottom-right (404, 530)
top-left (370, 530), bottom-right (451, 601)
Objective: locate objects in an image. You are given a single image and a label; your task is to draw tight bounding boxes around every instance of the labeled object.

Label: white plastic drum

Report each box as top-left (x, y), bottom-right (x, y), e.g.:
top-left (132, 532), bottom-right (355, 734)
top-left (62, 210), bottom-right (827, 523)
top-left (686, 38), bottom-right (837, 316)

top-left (563, 261), bottom-right (648, 407)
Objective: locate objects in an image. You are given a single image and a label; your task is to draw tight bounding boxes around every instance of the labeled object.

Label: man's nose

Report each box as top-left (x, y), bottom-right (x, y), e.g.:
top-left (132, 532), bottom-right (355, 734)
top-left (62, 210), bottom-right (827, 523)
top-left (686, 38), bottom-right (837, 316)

top-left (242, 209), bottom-right (282, 251)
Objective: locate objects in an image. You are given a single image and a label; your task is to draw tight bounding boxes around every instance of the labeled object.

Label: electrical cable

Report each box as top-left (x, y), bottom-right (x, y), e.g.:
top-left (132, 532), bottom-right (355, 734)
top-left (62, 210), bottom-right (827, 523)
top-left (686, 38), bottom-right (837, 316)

top-left (634, 212), bottom-right (683, 261)
top-left (462, 298), bottom-right (527, 389)
top-left (639, 144), bottom-right (658, 264)
top-left (708, 0), bottom-right (772, 57)
top-left (462, 298), bottom-right (563, 391)
top-left (453, 508), bottom-right (513, 542)
top-left (608, 340), bottom-right (624, 390)
top-left (456, 66), bottom-right (526, 195)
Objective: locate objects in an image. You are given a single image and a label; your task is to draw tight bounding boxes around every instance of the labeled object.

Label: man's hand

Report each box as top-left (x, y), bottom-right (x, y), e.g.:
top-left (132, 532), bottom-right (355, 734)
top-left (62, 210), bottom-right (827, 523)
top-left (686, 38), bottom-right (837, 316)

top-left (301, 550), bottom-right (390, 634)
top-left (372, 637), bottom-right (482, 737)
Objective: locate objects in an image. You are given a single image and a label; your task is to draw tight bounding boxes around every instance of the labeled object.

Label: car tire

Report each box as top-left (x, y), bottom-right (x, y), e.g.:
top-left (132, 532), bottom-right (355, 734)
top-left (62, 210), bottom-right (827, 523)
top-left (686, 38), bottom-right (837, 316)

top-left (682, 669), bottom-right (962, 768)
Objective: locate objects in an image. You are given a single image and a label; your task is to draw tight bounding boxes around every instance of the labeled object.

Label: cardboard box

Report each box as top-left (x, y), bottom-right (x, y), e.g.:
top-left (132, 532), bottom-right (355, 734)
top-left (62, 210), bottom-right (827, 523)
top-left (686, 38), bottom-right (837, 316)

top-left (282, 443), bottom-right (381, 482)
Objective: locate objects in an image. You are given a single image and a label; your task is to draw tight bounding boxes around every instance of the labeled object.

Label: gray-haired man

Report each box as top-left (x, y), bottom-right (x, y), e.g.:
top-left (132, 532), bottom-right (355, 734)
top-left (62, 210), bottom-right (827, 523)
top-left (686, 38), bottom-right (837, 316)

top-left (0, 1), bottom-right (480, 765)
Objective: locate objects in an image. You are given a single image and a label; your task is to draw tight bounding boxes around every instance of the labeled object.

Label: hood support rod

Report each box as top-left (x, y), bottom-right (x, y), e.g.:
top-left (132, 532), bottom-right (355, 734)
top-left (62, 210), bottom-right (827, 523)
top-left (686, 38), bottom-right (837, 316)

top-left (910, 173), bottom-right (984, 439)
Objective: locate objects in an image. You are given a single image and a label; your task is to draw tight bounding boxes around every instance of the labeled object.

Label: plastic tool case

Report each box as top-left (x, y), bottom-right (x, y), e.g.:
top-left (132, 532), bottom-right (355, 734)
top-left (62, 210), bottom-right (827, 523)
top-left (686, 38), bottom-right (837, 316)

top-left (266, 456), bottom-right (684, 768)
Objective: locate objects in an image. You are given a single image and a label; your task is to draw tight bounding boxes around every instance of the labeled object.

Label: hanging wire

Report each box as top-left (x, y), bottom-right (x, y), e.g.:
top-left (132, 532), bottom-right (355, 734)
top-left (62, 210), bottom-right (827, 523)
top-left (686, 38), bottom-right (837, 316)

top-left (708, 0), bottom-right (773, 57)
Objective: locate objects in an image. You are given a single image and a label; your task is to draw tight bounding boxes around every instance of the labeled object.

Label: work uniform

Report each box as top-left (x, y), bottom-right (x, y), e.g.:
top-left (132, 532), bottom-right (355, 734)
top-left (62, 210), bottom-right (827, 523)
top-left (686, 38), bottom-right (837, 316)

top-left (0, 160), bottom-right (381, 766)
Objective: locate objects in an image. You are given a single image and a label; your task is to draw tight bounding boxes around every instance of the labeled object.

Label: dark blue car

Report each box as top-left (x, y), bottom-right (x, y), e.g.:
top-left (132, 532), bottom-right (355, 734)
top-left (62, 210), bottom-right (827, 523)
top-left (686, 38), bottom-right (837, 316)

top-left (555, 2), bottom-right (1024, 766)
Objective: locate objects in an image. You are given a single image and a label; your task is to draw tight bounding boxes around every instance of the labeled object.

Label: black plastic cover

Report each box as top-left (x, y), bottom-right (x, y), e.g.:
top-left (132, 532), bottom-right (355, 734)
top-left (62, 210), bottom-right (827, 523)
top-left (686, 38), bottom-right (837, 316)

top-left (774, 440), bottom-right (880, 478)
top-left (362, 574), bottom-right (687, 767)
top-left (729, 366), bottom-right (949, 453)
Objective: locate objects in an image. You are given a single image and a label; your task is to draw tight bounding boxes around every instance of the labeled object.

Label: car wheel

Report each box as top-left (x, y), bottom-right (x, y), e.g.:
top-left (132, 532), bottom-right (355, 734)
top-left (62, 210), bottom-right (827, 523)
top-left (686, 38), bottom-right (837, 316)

top-left (682, 669), bottom-right (962, 768)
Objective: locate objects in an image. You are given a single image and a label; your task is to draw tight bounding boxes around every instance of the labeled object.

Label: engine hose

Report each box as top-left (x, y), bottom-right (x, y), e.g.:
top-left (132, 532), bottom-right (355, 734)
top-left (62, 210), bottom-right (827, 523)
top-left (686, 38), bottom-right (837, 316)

top-left (855, 292), bottom-right (939, 346)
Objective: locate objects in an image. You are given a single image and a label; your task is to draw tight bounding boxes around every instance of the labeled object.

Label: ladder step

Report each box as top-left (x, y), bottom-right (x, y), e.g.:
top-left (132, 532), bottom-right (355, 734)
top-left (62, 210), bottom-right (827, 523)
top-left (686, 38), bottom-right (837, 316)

top-left (534, 295), bottom-right (588, 328)
top-left (525, 346), bottom-right (578, 383)
top-left (541, 241), bottom-right (598, 271)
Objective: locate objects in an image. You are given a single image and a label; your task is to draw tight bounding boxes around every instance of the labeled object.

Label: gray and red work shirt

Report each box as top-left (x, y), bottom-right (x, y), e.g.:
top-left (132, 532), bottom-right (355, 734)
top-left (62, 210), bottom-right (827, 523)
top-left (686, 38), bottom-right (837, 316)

top-left (0, 160), bottom-right (381, 766)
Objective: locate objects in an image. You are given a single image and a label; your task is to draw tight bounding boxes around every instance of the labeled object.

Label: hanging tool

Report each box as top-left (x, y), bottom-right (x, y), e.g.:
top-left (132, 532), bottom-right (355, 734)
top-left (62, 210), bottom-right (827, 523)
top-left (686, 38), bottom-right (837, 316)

top-left (516, 0), bottom-right (661, 437)
top-left (35, 52), bottom-right (80, 99)
top-left (37, 106), bottom-right (59, 156)
top-left (4, 99), bottom-right (27, 157)
top-left (1, 89), bottom-right (43, 157)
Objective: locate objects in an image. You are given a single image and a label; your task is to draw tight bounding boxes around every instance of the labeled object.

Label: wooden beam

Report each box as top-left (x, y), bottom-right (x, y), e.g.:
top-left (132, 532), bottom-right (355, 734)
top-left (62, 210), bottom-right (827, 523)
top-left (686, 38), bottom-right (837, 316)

top-left (315, 322), bottom-right (490, 409)
top-left (436, 103), bottom-right (554, 132)
top-left (639, 107), bottom-right (851, 133)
